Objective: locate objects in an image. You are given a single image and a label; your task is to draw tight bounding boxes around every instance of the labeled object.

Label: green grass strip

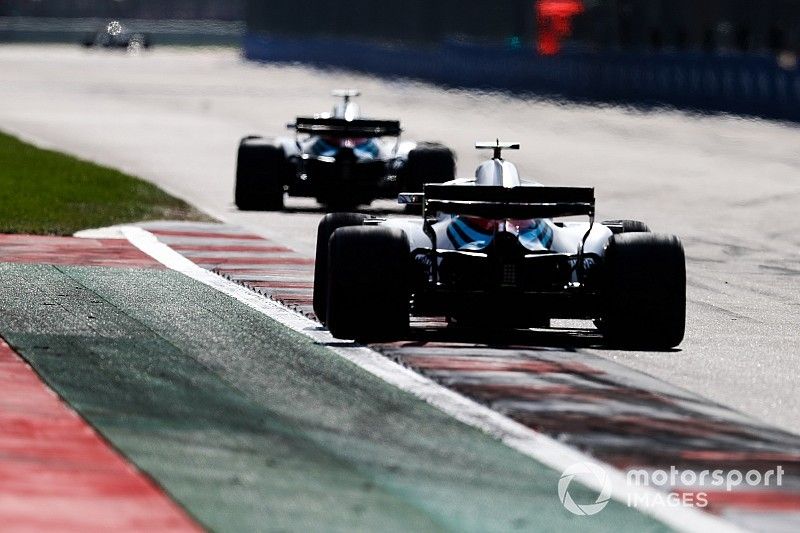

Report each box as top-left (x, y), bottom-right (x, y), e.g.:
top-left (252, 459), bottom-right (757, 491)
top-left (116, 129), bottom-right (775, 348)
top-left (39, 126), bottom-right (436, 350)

top-left (0, 130), bottom-right (210, 235)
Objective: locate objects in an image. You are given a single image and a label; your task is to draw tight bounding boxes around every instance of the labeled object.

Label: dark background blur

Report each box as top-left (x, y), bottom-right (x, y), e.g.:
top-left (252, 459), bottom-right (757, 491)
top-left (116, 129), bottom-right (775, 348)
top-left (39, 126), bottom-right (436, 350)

top-left (3, 1), bottom-right (797, 58)
top-left (573, 1), bottom-right (800, 55)
top-left (245, 0), bottom-right (800, 122)
top-left (247, 1), bottom-right (534, 47)
top-left (0, 0), bottom-right (245, 45)
top-left (247, 0), bottom-right (800, 56)
top-left (0, 0), bottom-right (243, 20)
top-left (1, 1), bottom-right (799, 120)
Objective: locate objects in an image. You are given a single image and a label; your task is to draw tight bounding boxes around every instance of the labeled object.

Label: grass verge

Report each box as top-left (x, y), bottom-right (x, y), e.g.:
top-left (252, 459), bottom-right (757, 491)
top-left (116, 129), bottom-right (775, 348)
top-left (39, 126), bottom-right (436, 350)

top-left (0, 130), bottom-right (212, 234)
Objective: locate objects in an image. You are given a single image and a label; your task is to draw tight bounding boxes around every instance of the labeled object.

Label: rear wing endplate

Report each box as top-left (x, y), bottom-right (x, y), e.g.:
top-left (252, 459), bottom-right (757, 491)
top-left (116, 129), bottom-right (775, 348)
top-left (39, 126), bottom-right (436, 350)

top-left (422, 184), bottom-right (595, 219)
top-left (292, 117), bottom-right (401, 138)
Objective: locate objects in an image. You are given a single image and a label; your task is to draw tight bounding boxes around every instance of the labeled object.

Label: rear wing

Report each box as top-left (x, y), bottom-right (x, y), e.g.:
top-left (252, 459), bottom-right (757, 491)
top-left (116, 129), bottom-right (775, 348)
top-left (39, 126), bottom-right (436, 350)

top-left (421, 184), bottom-right (595, 219)
top-left (292, 117), bottom-right (401, 138)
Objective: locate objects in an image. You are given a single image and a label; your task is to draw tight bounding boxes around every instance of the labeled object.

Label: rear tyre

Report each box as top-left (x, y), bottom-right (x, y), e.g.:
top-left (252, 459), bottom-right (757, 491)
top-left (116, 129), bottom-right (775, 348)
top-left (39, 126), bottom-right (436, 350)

top-left (601, 233), bottom-right (686, 349)
top-left (313, 213), bottom-right (368, 323)
top-left (602, 219), bottom-right (651, 234)
top-left (402, 143), bottom-right (456, 192)
top-left (326, 226), bottom-right (410, 342)
top-left (235, 137), bottom-right (287, 211)
top-left (402, 143), bottom-right (455, 213)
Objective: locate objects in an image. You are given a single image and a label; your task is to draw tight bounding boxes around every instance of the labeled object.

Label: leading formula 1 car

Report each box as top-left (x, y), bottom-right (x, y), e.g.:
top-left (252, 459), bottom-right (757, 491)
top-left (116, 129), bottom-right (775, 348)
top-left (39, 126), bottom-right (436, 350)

top-left (314, 141), bottom-right (686, 349)
top-left (235, 90), bottom-right (455, 210)
top-left (81, 21), bottom-right (151, 51)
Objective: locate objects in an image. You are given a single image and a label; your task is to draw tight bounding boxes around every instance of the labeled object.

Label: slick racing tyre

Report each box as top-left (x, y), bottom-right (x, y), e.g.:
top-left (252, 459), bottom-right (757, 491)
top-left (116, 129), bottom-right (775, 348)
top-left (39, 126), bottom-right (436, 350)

top-left (601, 220), bottom-right (651, 234)
top-left (313, 213), bottom-right (368, 323)
top-left (235, 137), bottom-right (288, 211)
top-left (601, 233), bottom-right (686, 349)
top-left (403, 143), bottom-right (456, 192)
top-left (326, 226), bottom-right (410, 342)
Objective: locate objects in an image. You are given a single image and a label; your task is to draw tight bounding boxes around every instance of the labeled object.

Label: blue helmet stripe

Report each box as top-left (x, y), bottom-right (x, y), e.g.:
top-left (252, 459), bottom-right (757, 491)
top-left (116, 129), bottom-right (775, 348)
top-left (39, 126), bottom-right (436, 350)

top-left (541, 224), bottom-right (554, 248)
top-left (446, 225), bottom-right (467, 248)
top-left (519, 220), bottom-right (554, 249)
top-left (449, 220), bottom-right (478, 247)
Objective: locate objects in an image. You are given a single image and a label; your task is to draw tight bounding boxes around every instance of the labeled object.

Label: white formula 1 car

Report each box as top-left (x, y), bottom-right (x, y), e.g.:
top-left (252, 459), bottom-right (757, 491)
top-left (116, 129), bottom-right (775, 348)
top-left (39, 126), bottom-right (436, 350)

top-left (81, 21), bottom-right (151, 51)
top-left (235, 90), bottom-right (455, 210)
top-left (314, 141), bottom-right (686, 349)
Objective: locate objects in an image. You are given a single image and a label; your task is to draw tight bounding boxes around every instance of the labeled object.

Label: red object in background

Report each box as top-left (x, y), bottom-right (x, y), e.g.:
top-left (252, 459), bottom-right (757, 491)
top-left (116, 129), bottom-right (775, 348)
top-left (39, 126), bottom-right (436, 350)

top-left (536, 0), bottom-right (584, 55)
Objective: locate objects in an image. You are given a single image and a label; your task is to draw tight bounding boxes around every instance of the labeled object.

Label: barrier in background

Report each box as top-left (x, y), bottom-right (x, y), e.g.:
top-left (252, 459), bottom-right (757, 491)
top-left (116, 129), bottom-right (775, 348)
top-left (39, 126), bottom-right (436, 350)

top-left (244, 33), bottom-right (800, 122)
top-left (0, 0), bottom-right (244, 20)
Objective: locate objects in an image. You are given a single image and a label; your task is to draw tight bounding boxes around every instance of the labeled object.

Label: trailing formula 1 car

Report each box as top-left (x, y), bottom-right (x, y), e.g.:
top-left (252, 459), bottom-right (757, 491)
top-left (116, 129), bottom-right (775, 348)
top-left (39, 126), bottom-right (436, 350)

top-left (235, 90), bottom-right (455, 210)
top-left (314, 141), bottom-right (686, 349)
top-left (81, 21), bottom-right (151, 51)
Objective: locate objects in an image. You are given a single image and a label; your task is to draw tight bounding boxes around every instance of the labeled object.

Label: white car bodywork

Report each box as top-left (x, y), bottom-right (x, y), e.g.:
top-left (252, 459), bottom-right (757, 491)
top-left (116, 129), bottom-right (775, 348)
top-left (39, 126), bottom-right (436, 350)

top-left (318, 142), bottom-right (685, 348)
top-left (382, 154), bottom-right (613, 279)
top-left (234, 89), bottom-right (455, 208)
top-left (275, 93), bottom-right (419, 164)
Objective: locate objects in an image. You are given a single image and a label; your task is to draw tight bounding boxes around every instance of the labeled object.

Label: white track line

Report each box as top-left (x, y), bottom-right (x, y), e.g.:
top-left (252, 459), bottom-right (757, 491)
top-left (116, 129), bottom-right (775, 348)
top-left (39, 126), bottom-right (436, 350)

top-left (121, 226), bottom-right (743, 533)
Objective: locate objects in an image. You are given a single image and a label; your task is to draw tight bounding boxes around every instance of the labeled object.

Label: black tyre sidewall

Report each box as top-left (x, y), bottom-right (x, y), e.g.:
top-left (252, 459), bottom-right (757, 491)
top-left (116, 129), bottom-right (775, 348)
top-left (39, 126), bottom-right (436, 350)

top-left (601, 219), bottom-right (651, 234)
top-left (326, 226), bottom-right (410, 341)
top-left (235, 138), bottom-right (288, 211)
top-left (602, 233), bottom-right (686, 349)
top-left (313, 213), bottom-right (367, 323)
top-left (402, 143), bottom-right (456, 192)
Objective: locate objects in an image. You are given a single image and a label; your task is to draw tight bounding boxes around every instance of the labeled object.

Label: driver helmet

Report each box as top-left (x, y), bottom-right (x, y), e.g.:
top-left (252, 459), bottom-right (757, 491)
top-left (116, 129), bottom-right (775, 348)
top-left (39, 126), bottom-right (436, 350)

top-left (446, 158), bottom-right (552, 249)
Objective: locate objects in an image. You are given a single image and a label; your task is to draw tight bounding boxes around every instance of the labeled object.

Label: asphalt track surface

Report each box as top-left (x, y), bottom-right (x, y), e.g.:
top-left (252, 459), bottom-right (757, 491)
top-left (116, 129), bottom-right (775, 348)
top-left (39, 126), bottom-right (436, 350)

top-left (0, 46), bottom-right (798, 435)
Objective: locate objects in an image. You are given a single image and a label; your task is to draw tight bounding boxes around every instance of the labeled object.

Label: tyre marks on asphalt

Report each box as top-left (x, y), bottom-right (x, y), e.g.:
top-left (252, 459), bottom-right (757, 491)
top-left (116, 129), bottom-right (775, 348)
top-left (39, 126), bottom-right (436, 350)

top-left (138, 221), bottom-right (800, 531)
top-left (382, 344), bottom-right (800, 523)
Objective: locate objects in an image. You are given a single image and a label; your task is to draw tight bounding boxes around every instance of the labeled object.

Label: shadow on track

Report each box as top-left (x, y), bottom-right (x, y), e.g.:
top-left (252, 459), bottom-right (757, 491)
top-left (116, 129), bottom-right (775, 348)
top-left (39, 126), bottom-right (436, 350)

top-left (319, 325), bottom-right (682, 354)
top-left (280, 206), bottom-right (405, 216)
top-left (402, 325), bottom-right (602, 351)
